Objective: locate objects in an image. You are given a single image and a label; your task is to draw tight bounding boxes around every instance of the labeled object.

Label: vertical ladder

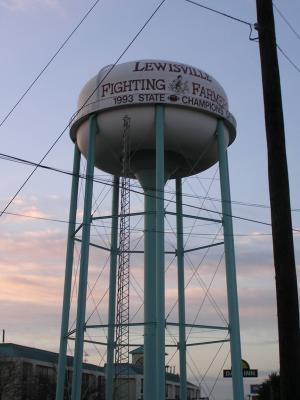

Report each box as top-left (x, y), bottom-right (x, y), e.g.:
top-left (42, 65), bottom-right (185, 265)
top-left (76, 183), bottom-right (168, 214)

top-left (114, 116), bottom-right (131, 399)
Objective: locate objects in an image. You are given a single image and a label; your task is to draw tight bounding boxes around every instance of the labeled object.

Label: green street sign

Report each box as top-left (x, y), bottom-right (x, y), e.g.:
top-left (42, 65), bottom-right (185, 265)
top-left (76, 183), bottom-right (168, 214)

top-left (223, 369), bottom-right (258, 378)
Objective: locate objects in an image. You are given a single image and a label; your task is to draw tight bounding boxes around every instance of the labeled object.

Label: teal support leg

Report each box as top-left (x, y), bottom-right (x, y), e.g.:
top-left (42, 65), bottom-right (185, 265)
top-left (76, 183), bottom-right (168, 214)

top-left (155, 105), bottom-right (166, 400)
top-left (71, 115), bottom-right (97, 400)
top-left (106, 176), bottom-right (120, 400)
top-left (56, 144), bottom-right (81, 400)
top-left (216, 119), bottom-right (244, 400)
top-left (176, 178), bottom-right (187, 400)
top-left (135, 169), bottom-right (157, 400)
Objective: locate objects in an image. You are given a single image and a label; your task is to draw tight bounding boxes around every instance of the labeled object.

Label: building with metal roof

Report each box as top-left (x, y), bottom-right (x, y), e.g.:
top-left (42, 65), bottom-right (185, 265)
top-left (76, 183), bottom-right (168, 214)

top-left (0, 343), bottom-right (200, 399)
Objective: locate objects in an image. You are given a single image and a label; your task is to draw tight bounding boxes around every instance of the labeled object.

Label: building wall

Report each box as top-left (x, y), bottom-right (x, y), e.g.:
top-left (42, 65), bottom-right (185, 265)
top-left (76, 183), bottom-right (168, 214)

top-left (0, 355), bottom-right (104, 400)
top-left (0, 358), bottom-right (59, 400)
top-left (0, 346), bottom-right (200, 400)
top-left (135, 376), bottom-right (142, 399)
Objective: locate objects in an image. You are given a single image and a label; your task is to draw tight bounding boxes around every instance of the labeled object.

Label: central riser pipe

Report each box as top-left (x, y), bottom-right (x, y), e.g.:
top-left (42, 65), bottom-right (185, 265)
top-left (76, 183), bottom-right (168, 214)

top-left (137, 170), bottom-right (157, 400)
top-left (133, 105), bottom-right (166, 400)
top-left (155, 105), bottom-right (166, 400)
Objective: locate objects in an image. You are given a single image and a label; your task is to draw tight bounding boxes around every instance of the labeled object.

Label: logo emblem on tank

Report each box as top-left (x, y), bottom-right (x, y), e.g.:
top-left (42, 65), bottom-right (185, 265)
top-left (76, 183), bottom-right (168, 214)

top-left (169, 75), bottom-right (189, 95)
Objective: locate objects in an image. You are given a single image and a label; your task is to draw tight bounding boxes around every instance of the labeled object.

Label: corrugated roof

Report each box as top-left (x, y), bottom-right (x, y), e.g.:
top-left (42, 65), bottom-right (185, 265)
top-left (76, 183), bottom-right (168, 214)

top-left (129, 346), bottom-right (144, 354)
top-left (0, 343), bottom-right (104, 373)
top-left (129, 346), bottom-right (168, 356)
top-left (0, 343), bottom-right (197, 388)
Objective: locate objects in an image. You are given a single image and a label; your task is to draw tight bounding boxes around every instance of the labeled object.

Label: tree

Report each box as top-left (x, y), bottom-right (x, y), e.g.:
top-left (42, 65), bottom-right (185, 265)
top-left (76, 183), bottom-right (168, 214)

top-left (0, 359), bottom-right (103, 400)
top-left (258, 373), bottom-right (280, 400)
top-left (0, 359), bottom-right (23, 399)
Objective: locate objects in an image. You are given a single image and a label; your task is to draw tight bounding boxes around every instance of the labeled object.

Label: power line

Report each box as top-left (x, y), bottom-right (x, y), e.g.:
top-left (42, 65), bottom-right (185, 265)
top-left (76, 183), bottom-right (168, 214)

top-left (0, 132), bottom-right (73, 218)
top-left (0, 206), bottom-right (267, 235)
top-left (3, 0), bottom-right (299, 229)
top-left (185, 0), bottom-right (300, 71)
top-left (1, 151), bottom-right (300, 232)
top-left (277, 44), bottom-right (300, 74)
top-left (184, 0), bottom-right (258, 38)
top-left (0, 0), bottom-right (167, 219)
top-left (3, 207), bottom-right (300, 238)
top-left (184, 0), bottom-right (257, 41)
top-left (184, 0), bottom-right (251, 26)
top-left (0, 0), bottom-right (102, 128)
top-left (264, 4), bottom-right (300, 73)
top-left (2, 151), bottom-right (300, 214)
top-left (273, 3), bottom-right (300, 41)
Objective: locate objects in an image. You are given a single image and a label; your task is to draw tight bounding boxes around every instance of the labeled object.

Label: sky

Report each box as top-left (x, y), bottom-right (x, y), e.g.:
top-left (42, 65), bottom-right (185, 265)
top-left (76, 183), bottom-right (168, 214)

top-left (0, 0), bottom-right (299, 399)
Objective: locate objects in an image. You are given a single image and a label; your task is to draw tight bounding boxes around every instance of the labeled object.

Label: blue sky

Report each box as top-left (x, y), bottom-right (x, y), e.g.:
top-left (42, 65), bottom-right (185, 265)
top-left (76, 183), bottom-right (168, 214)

top-left (0, 1), bottom-right (299, 399)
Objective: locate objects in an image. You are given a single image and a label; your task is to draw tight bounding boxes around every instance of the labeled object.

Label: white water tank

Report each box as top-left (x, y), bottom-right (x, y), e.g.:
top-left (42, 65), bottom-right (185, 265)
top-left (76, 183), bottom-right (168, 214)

top-left (70, 59), bottom-right (236, 178)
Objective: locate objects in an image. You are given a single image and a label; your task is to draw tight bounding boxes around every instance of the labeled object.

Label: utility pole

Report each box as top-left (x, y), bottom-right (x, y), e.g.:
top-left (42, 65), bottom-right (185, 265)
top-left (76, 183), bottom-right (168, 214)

top-left (255, 1), bottom-right (300, 399)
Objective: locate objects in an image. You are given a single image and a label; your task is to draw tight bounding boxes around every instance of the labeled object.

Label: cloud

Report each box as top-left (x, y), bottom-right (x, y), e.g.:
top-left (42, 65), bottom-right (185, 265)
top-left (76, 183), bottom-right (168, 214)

top-left (11, 196), bottom-right (26, 206)
top-left (8, 205), bottom-right (51, 222)
top-left (0, 197), bottom-right (293, 384)
top-left (1, 298), bottom-right (62, 352)
top-left (0, 229), bottom-right (67, 302)
top-left (0, 0), bottom-right (24, 9)
top-left (0, 271), bottom-right (62, 304)
top-left (0, 0), bottom-right (60, 11)
top-left (0, 229), bottom-right (66, 266)
top-left (1, 194), bottom-right (58, 225)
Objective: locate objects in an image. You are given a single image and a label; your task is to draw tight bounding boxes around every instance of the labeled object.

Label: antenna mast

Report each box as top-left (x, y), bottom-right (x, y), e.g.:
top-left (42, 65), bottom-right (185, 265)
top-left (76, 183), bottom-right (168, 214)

top-left (114, 116), bottom-right (131, 399)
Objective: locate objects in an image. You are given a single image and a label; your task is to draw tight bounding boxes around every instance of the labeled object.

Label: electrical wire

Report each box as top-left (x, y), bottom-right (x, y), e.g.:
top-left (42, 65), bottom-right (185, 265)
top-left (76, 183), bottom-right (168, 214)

top-left (2, 195), bottom-right (300, 236)
top-left (273, 3), bottom-right (300, 41)
top-left (3, 153), bottom-right (300, 233)
top-left (277, 44), bottom-right (300, 74)
top-left (254, 2), bottom-right (300, 73)
top-left (4, 0), bottom-right (299, 236)
top-left (2, 150), bottom-right (300, 215)
top-left (0, 0), bottom-right (167, 219)
top-left (0, 0), bottom-right (102, 128)
top-left (184, 0), bottom-right (251, 26)
top-left (6, 0), bottom-right (295, 384)
top-left (0, 207), bottom-right (285, 239)
top-left (184, 0), bottom-right (256, 40)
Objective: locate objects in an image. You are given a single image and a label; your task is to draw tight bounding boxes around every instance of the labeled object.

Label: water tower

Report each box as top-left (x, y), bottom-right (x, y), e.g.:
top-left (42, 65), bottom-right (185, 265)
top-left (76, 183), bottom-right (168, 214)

top-left (55, 60), bottom-right (244, 400)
